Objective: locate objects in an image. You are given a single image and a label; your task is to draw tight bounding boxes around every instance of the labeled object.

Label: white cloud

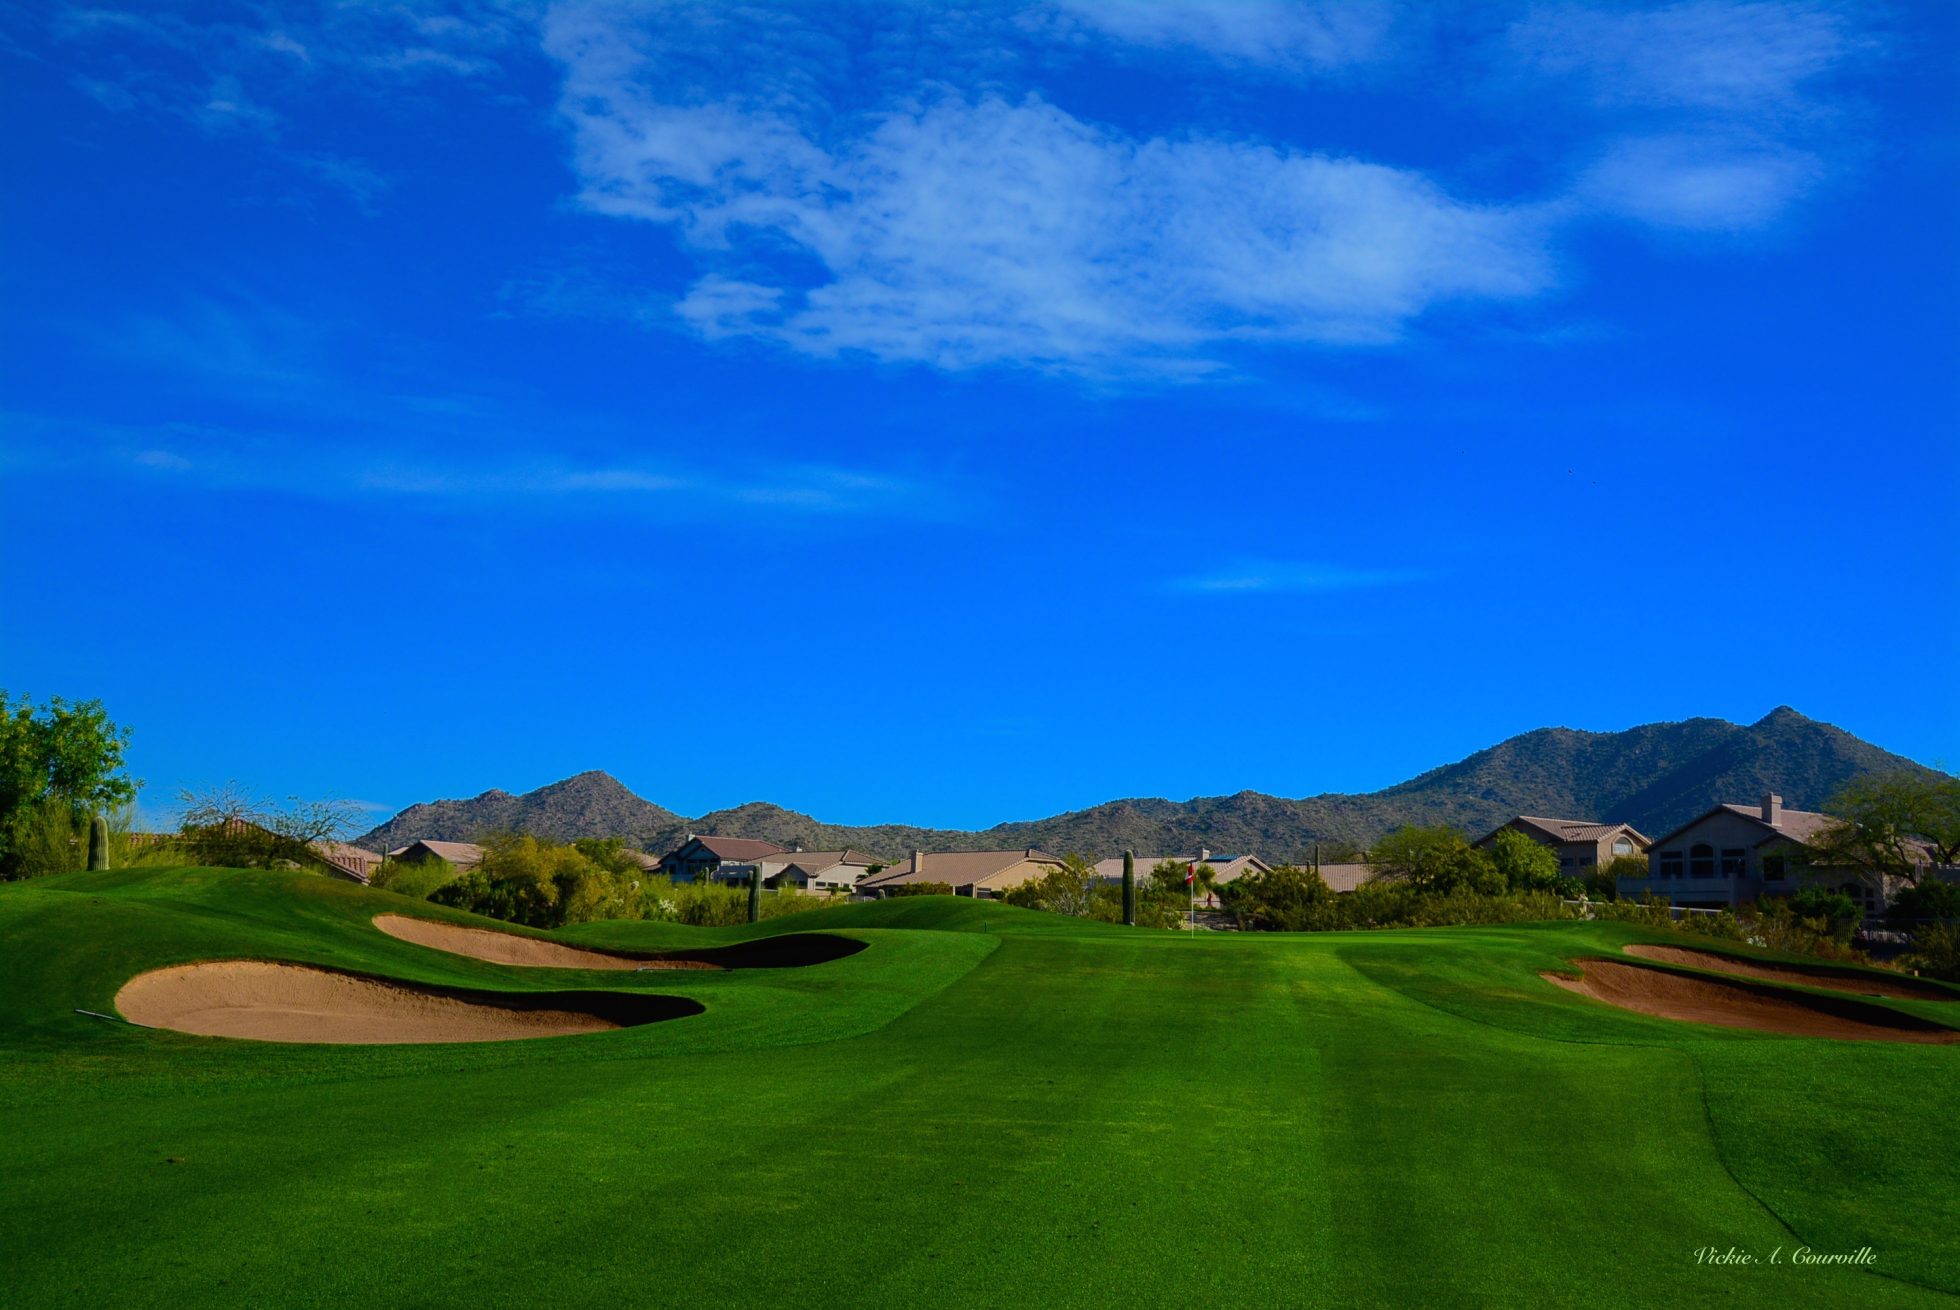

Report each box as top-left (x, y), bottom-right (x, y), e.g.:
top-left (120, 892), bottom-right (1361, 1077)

top-left (1170, 560), bottom-right (1427, 594)
top-left (1579, 135), bottom-right (1818, 231)
top-left (1507, 2), bottom-right (1855, 114)
top-left (1045, 0), bottom-right (1400, 70)
top-left (547, 4), bottom-right (1555, 374)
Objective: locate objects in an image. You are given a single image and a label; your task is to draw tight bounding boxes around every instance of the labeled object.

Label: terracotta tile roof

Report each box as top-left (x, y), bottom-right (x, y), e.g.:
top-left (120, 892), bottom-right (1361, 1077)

top-left (387, 840), bottom-right (485, 867)
top-left (1315, 862), bottom-right (1375, 893)
top-left (858, 849), bottom-right (1063, 889)
top-left (681, 836), bottom-right (789, 862)
top-left (1490, 817), bottom-right (1650, 847)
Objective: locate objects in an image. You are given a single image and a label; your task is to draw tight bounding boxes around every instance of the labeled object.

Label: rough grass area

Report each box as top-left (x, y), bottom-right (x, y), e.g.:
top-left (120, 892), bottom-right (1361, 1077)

top-left (1, 868), bottom-right (1956, 1308)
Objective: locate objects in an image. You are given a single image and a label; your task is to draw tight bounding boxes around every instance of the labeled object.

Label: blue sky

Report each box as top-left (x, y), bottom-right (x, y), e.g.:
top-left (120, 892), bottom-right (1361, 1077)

top-left (2, 1), bottom-right (1955, 829)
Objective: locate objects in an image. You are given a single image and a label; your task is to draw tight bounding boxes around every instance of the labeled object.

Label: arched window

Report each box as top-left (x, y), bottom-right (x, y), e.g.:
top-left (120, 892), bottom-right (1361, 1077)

top-left (1689, 844), bottom-right (1715, 877)
top-left (1612, 838), bottom-right (1634, 857)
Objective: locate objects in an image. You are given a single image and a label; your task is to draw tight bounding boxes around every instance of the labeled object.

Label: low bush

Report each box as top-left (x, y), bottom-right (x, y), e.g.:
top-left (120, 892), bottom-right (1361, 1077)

top-left (371, 857), bottom-right (458, 901)
top-left (1900, 923), bottom-right (1960, 983)
top-left (887, 882), bottom-right (955, 898)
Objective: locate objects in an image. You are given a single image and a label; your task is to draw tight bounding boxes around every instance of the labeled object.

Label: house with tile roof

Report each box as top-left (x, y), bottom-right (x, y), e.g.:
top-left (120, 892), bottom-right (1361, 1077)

top-left (857, 849), bottom-right (1065, 899)
top-left (1473, 816), bottom-right (1649, 875)
top-left (388, 839), bottom-right (486, 871)
top-left (655, 834), bottom-right (790, 884)
top-left (1615, 792), bottom-right (1896, 913)
top-left (1092, 853), bottom-right (1273, 907)
top-left (757, 849), bottom-right (883, 894)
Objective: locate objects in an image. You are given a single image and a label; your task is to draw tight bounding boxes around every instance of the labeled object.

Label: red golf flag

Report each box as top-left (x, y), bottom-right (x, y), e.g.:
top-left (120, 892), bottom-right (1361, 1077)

top-left (1184, 862), bottom-right (1197, 885)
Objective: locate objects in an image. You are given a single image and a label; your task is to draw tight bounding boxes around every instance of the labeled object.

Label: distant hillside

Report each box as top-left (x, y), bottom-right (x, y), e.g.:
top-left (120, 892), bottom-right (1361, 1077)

top-left (356, 708), bottom-right (1948, 861)
top-left (358, 770), bottom-right (681, 852)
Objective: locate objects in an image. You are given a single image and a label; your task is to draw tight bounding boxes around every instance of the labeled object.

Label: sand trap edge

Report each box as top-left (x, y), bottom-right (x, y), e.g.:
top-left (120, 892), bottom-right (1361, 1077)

top-left (1542, 958), bottom-right (1960, 1044)
top-left (1622, 943), bottom-right (1958, 1002)
top-left (115, 959), bottom-right (703, 1045)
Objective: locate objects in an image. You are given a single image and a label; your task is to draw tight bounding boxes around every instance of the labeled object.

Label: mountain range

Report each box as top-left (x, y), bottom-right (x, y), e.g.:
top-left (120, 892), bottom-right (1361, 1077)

top-left (355, 707), bottom-right (1948, 861)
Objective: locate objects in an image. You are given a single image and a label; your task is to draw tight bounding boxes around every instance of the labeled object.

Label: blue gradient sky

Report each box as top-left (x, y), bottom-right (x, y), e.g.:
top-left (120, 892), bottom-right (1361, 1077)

top-left (3, 1), bottom-right (1955, 828)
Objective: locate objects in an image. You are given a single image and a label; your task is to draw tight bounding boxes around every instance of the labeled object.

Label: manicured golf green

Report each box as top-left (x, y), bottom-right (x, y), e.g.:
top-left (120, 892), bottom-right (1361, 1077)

top-left (2, 867), bottom-right (1956, 1308)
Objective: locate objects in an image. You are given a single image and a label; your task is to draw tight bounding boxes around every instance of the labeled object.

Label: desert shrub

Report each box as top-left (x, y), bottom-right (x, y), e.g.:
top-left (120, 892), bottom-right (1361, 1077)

top-left (760, 887), bottom-right (832, 919)
top-left (1780, 886), bottom-right (1862, 940)
top-left (0, 799), bottom-right (86, 877)
top-left (1900, 923), bottom-right (1960, 983)
top-left (1886, 879), bottom-right (1960, 930)
top-left (887, 882), bottom-right (955, 897)
top-left (670, 880), bottom-right (748, 926)
top-left (371, 857), bottom-right (456, 900)
top-left (1003, 855), bottom-right (1102, 918)
top-left (1586, 855), bottom-right (1648, 901)
top-left (1221, 864), bottom-right (1339, 931)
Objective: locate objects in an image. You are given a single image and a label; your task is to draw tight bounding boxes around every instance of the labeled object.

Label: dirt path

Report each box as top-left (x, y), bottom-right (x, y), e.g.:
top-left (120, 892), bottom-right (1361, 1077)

top-left (1544, 958), bottom-right (1960, 1043)
top-left (1625, 943), bottom-right (1956, 1002)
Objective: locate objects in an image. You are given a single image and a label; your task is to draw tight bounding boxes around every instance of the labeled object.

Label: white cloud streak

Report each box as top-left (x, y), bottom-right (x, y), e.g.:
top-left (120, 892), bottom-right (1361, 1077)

top-left (1169, 560), bottom-right (1428, 594)
top-left (548, 2), bottom-right (1554, 375)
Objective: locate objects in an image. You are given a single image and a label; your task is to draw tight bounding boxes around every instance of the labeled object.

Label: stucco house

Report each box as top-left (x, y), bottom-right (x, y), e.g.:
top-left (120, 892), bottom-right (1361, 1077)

top-left (758, 849), bottom-right (882, 894)
top-left (387, 839), bottom-right (486, 871)
top-left (1616, 793), bottom-right (1890, 912)
top-left (857, 849), bottom-right (1065, 899)
top-left (655, 835), bottom-right (789, 885)
top-left (1473, 816), bottom-right (1649, 874)
top-left (1091, 853), bottom-right (1272, 886)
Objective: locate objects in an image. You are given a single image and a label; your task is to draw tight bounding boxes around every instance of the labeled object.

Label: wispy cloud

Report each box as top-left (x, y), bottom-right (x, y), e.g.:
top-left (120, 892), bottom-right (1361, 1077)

top-left (547, 2), bottom-right (1555, 377)
top-left (1043, 0), bottom-right (1402, 71)
top-left (1169, 559), bottom-right (1429, 594)
top-left (1505, 1), bottom-right (1857, 115)
top-left (541, 0), bottom-right (1877, 379)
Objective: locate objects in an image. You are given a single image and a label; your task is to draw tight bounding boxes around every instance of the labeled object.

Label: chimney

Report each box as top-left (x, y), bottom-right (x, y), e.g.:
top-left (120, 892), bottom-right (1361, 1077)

top-left (912, 848), bottom-right (924, 876)
top-left (792, 842), bottom-right (802, 854)
top-left (1761, 793), bottom-right (1783, 825)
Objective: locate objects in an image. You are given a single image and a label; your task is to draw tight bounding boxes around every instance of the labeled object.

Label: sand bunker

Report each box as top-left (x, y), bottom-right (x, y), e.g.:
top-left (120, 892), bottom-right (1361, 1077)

top-left (1623, 944), bottom-right (1957, 1002)
top-left (116, 960), bottom-right (701, 1044)
top-left (374, 914), bottom-right (866, 971)
top-left (1544, 958), bottom-right (1960, 1044)
top-left (374, 915), bottom-right (716, 971)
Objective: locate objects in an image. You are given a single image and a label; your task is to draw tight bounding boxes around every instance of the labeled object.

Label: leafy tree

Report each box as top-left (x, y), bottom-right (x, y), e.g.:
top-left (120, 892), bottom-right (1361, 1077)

top-left (1885, 878), bottom-right (1960, 930)
top-left (1367, 827), bottom-right (1503, 895)
top-left (1807, 772), bottom-right (1960, 887)
top-left (1486, 828), bottom-right (1561, 892)
top-left (1219, 864), bottom-right (1336, 931)
top-left (0, 693), bottom-right (138, 878)
top-left (1782, 886), bottom-right (1862, 939)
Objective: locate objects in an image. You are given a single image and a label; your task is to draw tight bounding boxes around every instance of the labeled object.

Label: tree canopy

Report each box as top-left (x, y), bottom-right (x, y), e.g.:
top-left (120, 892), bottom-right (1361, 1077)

top-left (0, 692), bottom-right (137, 878)
top-left (1366, 826), bottom-right (1504, 896)
top-left (1809, 772), bottom-right (1960, 887)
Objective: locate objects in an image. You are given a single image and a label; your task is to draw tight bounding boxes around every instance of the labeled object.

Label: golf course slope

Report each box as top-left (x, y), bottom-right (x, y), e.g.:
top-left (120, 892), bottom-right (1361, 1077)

top-left (2, 866), bottom-right (1956, 1309)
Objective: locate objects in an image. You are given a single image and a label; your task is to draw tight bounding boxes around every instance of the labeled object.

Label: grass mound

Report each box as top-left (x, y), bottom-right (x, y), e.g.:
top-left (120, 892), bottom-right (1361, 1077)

top-left (2, 869), bottom-right (1956, 1307)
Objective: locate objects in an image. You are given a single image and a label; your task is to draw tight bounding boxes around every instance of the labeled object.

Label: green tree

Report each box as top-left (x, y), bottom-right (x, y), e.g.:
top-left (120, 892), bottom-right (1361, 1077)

top-left (1219, 864), bottom-right (1336, 931)
top-left (1808, 772), bottom-right (1960, 888)
top-left (1486, 828), bottom-right (1562, 892)
top-left (1367, 827), bottom-right (1503, 895)
top-left (0, 693), bottom-right (138, 878)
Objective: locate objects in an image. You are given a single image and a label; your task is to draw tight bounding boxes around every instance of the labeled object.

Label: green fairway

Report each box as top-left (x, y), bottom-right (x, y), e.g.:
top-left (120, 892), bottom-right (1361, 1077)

top-left (2, 869), bottom-right (1956, 1309)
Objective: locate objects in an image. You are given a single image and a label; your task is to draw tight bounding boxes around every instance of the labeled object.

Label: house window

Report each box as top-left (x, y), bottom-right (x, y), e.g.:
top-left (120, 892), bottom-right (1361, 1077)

top-left (1612, 838), bottom-right (1635, 857)
top-left (1689, 844), bottom-right (1714, 877)
top-left (1659, 851), bottom-right (1683, 878)
top-left (1720, 848), bottom-right (1746, 876)
top-left (1763, 853), bottom-right (1787, 882)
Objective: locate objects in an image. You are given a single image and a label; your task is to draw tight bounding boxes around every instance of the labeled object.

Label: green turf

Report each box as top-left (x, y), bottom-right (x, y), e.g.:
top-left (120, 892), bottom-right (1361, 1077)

top-left (2, 868), bottom-right (1955, 1308)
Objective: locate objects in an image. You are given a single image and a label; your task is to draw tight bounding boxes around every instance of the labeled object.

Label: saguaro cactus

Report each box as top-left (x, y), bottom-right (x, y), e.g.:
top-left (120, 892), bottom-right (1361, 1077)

top-left (87, 815), bottom-right (110, 871)
top-left (1121, 849), bottom-right (1136, 926)
top-left (748, 868), bottom-right (762, 924)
